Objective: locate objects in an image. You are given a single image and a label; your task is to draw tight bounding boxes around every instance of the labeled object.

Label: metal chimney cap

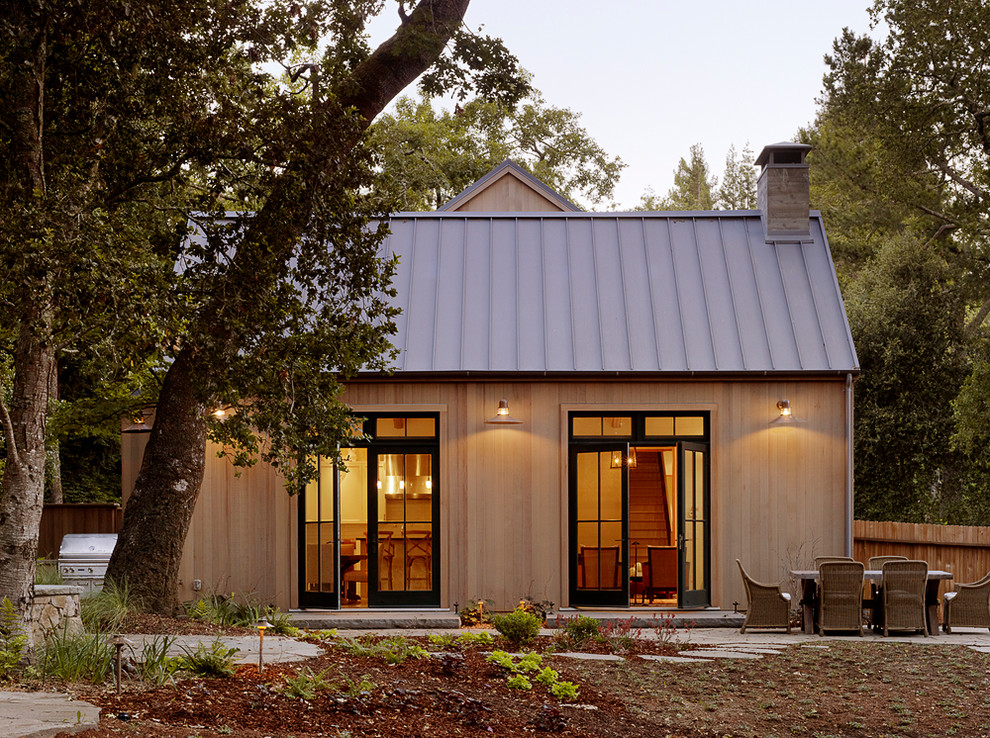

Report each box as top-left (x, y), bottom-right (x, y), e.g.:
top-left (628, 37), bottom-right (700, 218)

top-left (755, 142), bottom-right (812, 168)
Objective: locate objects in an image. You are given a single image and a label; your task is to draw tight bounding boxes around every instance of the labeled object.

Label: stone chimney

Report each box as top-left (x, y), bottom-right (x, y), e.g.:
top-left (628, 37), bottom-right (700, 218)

top-left (756, 142), bottom-right (813, 242)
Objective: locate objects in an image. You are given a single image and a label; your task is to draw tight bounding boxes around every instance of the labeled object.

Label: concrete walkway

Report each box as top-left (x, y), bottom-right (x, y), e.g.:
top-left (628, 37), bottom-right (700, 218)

top-left (4, 626), bottom-right (990, 737)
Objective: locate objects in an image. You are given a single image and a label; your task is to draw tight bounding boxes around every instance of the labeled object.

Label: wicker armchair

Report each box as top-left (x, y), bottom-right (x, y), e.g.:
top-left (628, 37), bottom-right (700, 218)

top-left (881, 560), bottom-right (929, 636)
top-left (815, 556), bottom-right (854, 567)
top-left (943, 572), bottom-right (990, 633)
top-left (736, 559), bottom-right (791, 634)
top-left (818, 561), bottom-right (865, 635)
top-left (868, 555), bottom-right (907, 569)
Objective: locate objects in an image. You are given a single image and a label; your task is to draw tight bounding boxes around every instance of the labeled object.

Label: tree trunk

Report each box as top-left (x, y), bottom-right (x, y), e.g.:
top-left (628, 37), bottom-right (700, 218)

top-left (0, 0), bottom-right (49, 613)
top-left (0, 311), bottom-right (54, 610)
top-left (46, 366), bottom-right (63, 504)
top-left (104, 0), bottom-right (472, 615)
top-left (105, 350), bottom-right (208, 614)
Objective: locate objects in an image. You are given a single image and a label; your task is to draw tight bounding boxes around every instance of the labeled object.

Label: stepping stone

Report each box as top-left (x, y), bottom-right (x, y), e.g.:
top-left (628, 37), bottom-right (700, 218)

top-left (713, 646), bottom-right (783, 655)
top-left (969, 646), bottom-right (990, 653)
top-left (679, 649), bottom-right (762, 660)
top-left (638, 654), bottom-right (710, 663)
top-left (800, 644), bottom-right (830, 649)
top-left (553, 652), bottom-right (625, 662)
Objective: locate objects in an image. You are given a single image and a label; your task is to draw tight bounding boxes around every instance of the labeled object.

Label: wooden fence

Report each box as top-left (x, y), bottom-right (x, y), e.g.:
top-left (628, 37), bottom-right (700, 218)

top-left (38, 504), bottom-right (123, 560)
top-left (854, 519), bottom-right (990, 585)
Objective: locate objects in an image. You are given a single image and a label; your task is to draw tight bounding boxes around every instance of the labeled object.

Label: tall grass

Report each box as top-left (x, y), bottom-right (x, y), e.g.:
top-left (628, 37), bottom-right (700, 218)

top-left (34, 559), bottom-right (63, 585)
top-left (81, 579), bottom-right (136, 633)
top-left (36, 631), bottom-right (114, 684)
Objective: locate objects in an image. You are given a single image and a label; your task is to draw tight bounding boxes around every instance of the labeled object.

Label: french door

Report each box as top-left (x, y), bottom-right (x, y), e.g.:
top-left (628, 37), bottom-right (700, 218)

top-left (569, 444), bottom-right (629, 607)
top-left (299, 415), bottom-right (440, 609)
top-left (678, 442), bottom-right (710, 607)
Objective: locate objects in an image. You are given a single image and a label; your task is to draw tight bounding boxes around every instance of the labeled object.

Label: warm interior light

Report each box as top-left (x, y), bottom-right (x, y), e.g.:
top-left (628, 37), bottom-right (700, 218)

top-left (496, 400), bottom-right (509, 416)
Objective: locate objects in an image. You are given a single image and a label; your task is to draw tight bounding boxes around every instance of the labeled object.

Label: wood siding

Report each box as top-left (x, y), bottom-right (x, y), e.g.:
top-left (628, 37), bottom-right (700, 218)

top-left (449, 175), bottom-right (569, 212)
top-left (123, 378), bottom-right (850, 611)
top-left (38, 504), bottom-right (123, 560)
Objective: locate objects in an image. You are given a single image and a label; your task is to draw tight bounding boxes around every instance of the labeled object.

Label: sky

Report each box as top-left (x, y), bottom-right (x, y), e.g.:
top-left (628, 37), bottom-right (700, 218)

top-left (367, 0), bottom-right (881, 209)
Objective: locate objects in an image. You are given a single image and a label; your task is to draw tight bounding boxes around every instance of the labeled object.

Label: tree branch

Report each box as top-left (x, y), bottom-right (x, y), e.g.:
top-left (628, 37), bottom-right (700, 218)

top-left (966, 297), bottom-right (990, 335)
top-left (0, 392), bottom-right (21, 471)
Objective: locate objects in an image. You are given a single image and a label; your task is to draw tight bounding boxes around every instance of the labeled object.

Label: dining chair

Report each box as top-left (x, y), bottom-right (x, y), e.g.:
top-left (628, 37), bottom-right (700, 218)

top-left (818, 561), bottom-right (865, 635)
top-left (881, 560), bottom-right (929, 636)
top-left (867, 555), bottom-right (908, 569)
top-left (736, 559), bottom-right (791, 634)
top-left (378, 532), bottom-right (395, 590)
top-left (866, 556), bottom-right (908, 627)
top-left (942, 571), bottom-right (990, 633)
top-left (580, 546), bottom-right (621, 589)
top-left (814, 556), bottom-right (854, 568)
top-left (644, 546), bottom-right (678, 603)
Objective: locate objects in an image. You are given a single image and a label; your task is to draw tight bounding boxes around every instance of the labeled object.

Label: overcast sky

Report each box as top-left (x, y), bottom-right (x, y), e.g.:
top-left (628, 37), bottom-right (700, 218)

top-left (368, 1), bottom-right (879, 209)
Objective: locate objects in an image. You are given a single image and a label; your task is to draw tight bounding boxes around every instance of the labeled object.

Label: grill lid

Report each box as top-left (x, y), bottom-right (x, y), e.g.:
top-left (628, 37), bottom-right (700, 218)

top-left (58, 533), bottom-right (118, 558)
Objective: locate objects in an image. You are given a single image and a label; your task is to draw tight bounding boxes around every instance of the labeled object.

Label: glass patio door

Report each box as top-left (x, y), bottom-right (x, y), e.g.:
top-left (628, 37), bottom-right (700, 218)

top-left (678, 442), bottom-right (710, 607)
top-left (569, 444), bottom-right (629, 607)
top-left (370, 448), bottom-right (439, 608)
top-left (300, 456), bottom-right (340, 609)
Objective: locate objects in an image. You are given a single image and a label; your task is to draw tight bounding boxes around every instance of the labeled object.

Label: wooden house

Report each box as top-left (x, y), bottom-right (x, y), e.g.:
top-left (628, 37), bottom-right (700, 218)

top-left (122, 143), bottom-right (859, 614)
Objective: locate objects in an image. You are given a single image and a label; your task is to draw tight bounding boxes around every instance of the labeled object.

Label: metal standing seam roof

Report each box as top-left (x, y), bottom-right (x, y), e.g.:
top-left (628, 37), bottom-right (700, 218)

top-left (376, 210), bottom-right (859, 375)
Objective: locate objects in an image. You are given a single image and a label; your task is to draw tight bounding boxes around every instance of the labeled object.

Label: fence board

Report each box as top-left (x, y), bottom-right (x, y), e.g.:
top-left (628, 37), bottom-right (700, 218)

top-left (38, 504), bottom-right (124, 560)
top-left (854, 519), bottom-right (990, 592)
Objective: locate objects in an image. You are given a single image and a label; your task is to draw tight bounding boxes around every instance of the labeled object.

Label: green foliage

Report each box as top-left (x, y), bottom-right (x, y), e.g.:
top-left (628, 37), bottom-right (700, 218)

top-left (491, 608), bottom-right (542, 648)
top-left (458, 599), bottom-right (493, 627)
top-left (0, 597), bottom-right (26, 679)
top-left (658, 143), bottom-right (717, 210)
top-left (185, 592), bottom-right (294, 631)
top-left (81, 579), bottom-right (136, 633)
top-left (370, 88), bottom-right (625, 210)
top-left (277, 666), bottom-right (336, 700)
top-left (717, 143), bottom-right (758, 210)
top-left (485, 650), bottom-right (516, 670)
top-left (34, 559), bottom-right (62, 585)
top-left (550, 680), bottom-right (580, 701)
top-left (506, 673), bottom-right (532, 690)
top-left (534, 666), bottom-right (559, 686)
top-left (337, 635), bottom-right (426, 665)
top-left (515, 598), bottom-right (553, 623)
top-left (427, 633), bottom-right (457, 650)
top-left (173, 638), bottom-right (239, 678)
top-left (559, 615), bottom-right (602, 647)
top-left (455, 630), bottom-right (493, 648)
top-left (138, 636), bottom-right (180, 686)
top-left (36, 631), bottom-right (114, 684)
top-left (341, 673), bottom-right (377, 697)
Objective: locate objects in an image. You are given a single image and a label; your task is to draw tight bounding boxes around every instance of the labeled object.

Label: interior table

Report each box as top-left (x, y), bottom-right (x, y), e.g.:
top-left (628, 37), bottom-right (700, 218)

top-left (790, 569), bottom-right (952, 635)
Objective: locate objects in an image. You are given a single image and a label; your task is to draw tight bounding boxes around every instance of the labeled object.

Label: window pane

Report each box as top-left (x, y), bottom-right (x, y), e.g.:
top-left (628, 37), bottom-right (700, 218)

top-left (339, 449), bottom-right (366, 524)
top-left (645, 416), bottom-right (674, 436)
top-left (375, 417), bottom-right (407, 437)
top-left (599, 453), bottom-right (622, 520)
top-left (575, 452), bottom-right (599, 520)
top-left (405, 417), bottom-right (436, 437)
top-left (572, 417), bottom-right (603, 436)
top-left (603, 417), bottom-right (632, 436)
top-left (319, 457), bottom-right (335, 522)
top-left (675, 416), bottom-right (704, 436)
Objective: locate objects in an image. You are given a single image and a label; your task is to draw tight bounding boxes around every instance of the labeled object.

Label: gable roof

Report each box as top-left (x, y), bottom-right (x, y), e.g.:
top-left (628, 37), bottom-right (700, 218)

top-left (377, 210), bottom-right (858, 376)
top-left (438, 160), bottom-right (581, 213)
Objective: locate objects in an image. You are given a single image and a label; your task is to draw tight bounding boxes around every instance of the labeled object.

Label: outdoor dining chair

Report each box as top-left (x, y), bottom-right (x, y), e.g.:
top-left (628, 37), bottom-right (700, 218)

top-left (736, 559), bottom-right (791, 634)
top-left (818, 561), bottom-right (865, 635)
top-left (867, 555), bottom-right (908, 569)
top-left (866, 556), bottom-right (908, 626)
top-left (814, 556), bottom-right (854, 567)
top-left (880, 560), bottom-right (929, 636)
top-left (942, 571), bottom-right (990, 633)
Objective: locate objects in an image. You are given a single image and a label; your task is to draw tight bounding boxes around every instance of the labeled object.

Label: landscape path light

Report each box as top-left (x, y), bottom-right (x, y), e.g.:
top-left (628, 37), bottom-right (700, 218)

top-left (256, 615), bottom-right (272, 674)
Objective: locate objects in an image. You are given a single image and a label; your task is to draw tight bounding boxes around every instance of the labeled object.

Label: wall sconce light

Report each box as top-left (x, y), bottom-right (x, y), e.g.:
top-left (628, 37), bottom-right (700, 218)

top-left (485, 399), bottom-right (522, 425)
top-left (769, 399), bottom-right (803, 426)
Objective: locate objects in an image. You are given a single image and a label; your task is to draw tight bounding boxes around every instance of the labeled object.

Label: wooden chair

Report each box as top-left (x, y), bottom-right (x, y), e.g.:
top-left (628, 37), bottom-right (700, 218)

top-left (405, 532), bottom-right (432, 589)
top-left (942, 571), bottom-right (990, 633)
top-left (643, 546), bottom-right (678, 602)
top-left (736, 559), bottom-right (791, 634)
top-left (580, 546), bottom-right (620, 589)
top-left (818, 561), bottom-right (865, 635)
top-left (881, 560), bottom-right (928, 636)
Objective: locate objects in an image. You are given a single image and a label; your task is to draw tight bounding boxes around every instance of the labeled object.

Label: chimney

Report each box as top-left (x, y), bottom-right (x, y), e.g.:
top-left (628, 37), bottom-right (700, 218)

top-left (756, 142), bottom-right (813, 242)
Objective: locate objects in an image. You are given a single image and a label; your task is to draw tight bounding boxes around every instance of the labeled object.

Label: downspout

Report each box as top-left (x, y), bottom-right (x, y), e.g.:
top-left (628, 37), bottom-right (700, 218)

top-left (844, 373), bottom-right (854, 557)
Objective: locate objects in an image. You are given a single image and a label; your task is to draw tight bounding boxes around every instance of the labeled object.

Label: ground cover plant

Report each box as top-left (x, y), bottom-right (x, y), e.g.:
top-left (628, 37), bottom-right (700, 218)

top-left (24, 614), bottom-right (988, 737)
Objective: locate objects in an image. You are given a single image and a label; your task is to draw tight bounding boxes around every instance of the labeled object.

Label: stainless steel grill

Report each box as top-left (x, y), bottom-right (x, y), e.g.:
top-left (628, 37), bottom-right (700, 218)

top-left (57, 533), bottom-right (118, 593)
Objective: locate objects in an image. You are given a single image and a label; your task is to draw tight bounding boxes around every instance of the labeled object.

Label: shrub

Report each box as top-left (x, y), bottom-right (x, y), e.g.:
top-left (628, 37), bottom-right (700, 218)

top-left (507, 673), bottom-right (532, 690)
top-left (485, 650), bottom-right (516, 670)
top-left (534, 666), bottom-right (559, 686)
top-left (456, 631), bottom-right (494, 648)
top-left (173, 638), bottom-right (239, 678)
top-left (137, 636), bottom-right (180, 686)
top-left (560, 615), bottom-right (601, 647)
top-left (516, 598), bottom-right (553, 623)
top-left (551, 680), bottom-right (580, 701)
top-left (0, 597), bottom-right (26, 679)
top-left (185, 592), bottom-right (260, 628)
top-left (491, 609), bottom-right (542, 648)
top-left (338, 635), bottom-right (426, 664)
top-left (428, 633), bottom-right (457, 650)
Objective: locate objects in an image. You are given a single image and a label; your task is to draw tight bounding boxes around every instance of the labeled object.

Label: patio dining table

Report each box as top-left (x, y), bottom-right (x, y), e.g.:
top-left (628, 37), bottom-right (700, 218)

top-left (791, 569), bottom-right (953, 635)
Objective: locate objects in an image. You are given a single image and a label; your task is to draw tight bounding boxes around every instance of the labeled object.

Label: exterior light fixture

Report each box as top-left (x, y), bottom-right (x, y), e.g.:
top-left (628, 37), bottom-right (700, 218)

top-left (485, 399), bottom-right (522, 425)
top-left (256, 615), bottom-right (272, 673)
top-left (770, 399), bottom-right (804, 426)
top-left (212, 406), bottom-right (229, 419)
